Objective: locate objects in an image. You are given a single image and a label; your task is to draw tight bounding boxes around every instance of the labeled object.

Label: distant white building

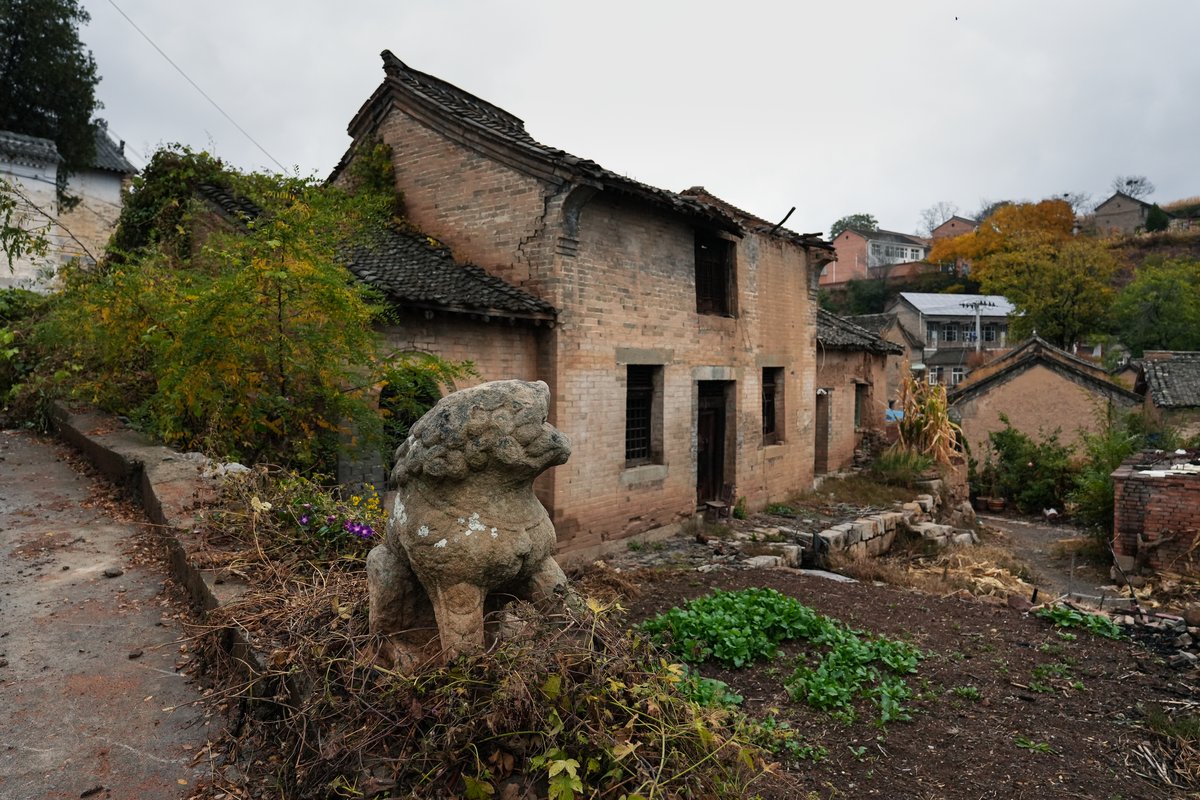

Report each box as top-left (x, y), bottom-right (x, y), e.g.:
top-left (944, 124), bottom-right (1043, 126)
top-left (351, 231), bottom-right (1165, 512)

top-left (885, 292), bottom-right (1017, 386)
top-left (0, 125), bottom-right (136, 290)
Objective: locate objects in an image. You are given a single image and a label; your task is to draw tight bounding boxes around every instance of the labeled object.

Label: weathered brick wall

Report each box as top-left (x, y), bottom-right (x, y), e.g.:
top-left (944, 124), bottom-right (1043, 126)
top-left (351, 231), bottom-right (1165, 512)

top-left (361, 104), bottom-right (820, 554)
top-left (1112, 454), bottom-right (1200, 575)
top-left (953, 363), bottom-right (1138, 456)
top-left (377, 315), bottom-right (544, 388)
top-left (1094, 196), bottom-right (1148, 236)
top-left (547, 194), bottom-right (818, 551)
top-left (815, 349), bottom-right (887, 473)
top-left (372, 109), bottom-right (554, 288)
top-left (57, 171), bottom-right (126, 267)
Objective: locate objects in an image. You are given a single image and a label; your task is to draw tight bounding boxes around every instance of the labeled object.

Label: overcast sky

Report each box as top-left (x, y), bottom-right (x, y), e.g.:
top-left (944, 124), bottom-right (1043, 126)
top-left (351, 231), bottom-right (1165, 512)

top-left (80, 0), bottom-right (1199, 239)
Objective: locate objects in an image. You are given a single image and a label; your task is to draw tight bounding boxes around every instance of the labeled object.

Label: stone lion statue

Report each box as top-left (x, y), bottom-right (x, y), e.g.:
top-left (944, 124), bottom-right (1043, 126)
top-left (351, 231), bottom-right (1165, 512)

top-left (366, 379), bottom-right (572, 664)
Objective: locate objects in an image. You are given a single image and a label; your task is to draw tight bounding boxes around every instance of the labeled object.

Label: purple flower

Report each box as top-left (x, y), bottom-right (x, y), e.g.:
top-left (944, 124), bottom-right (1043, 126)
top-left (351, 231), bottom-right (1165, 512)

top-left (299, 515), bottom-right (310, 525)
top-left (303, 503), bottom-right (312, 510)
top-left (327, 515), bottom-right (336, 524)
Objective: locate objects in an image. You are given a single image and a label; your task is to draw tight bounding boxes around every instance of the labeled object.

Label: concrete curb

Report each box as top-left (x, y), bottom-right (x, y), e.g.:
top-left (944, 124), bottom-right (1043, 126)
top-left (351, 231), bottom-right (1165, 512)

top-left (50, 402), bottom-right (263, 673)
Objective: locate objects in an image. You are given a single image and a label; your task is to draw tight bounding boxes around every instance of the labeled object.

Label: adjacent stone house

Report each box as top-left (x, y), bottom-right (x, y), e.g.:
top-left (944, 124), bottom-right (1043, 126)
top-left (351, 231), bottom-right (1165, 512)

top-left (1136, 351), bottom-right (1200, 440)
top-left (1093, 191), bottom-right (1162, 236)
top-left (887, 292), bottom-right (1015, 387)
top-left (818, 227), bottom-right (930, 288)
top-left (0, 126), bottom-right (136, 289)
top-left (332, 52), bottom-right (834, 555)
top-left (947, 336), bottom-right (1142, 456)
top-left (814, 310), bottom-right (903, 474)
top-left (846, 312), bottom-right (925, 403)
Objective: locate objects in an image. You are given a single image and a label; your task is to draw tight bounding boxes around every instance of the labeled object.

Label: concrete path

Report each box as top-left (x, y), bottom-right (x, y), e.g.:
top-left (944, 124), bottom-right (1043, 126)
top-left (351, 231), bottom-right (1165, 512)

top-left (0, 429), bottom-right (216, 799)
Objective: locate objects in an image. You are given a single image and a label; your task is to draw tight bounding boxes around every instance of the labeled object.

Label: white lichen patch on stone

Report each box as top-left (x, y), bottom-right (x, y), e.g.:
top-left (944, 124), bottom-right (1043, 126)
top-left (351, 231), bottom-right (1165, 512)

top-left (490, 527), bottom-right (498, 538)
top-left (457, 517), bottom-right (466, 524)
top-left (463, 512), bottom-right (487, 537)
top-left (392, 496), bottom-right (408, 527)
top-left (434, 538), bottom-right (448, 548)
top-left (417, 525), bottom-right (430, 538)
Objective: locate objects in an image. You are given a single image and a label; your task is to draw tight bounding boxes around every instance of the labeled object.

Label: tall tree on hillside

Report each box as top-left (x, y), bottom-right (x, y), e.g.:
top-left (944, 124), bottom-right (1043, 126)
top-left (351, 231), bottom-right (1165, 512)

top-left (828, 213), bottom-right (878, 240)
top-left (979, 237), bottom-right (1118, 349)
top-left (1111, 259), bottom-right (1200, 356)
top-left (0, 0), bottom-right (101, 202)
top-left (1111, 174), bottom-right (1155, 199)
top-left (927, 199), bottom-right (1075, 269)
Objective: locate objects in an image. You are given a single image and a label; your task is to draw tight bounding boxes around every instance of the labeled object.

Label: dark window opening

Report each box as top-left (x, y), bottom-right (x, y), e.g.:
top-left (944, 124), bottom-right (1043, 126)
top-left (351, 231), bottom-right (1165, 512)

top-left (625, 365), bottom-right (660, 465)
top-left (695, 231), bottom-right (734, 316)
top-left (762, 367), bottom-right (783, 445)
top-left (854, 383), bottom-right (869, 428)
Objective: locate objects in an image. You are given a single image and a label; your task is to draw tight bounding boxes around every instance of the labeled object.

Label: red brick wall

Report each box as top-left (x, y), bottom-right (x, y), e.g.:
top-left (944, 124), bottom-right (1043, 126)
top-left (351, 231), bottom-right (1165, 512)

top-left (819, 231), bottom-right (868, 287)
top-left (1112, 454), bottom-right (1200, 574)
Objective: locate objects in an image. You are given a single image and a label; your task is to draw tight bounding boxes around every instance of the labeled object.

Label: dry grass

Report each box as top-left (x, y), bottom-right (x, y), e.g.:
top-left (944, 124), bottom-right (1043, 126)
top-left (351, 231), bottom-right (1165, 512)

top-left (791, 476), bottom-right (915, 511)
top-left (830, 531), bottom-right (1034, 601)
top-left (188, 561), bottom-right (792, 799)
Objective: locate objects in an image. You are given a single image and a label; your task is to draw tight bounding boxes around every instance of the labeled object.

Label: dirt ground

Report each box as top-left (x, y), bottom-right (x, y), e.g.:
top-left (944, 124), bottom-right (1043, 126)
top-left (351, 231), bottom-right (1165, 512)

top-left (619, 564), bottom-right (1198, 799)
top-left (0, 430), bottom-right (219, 800)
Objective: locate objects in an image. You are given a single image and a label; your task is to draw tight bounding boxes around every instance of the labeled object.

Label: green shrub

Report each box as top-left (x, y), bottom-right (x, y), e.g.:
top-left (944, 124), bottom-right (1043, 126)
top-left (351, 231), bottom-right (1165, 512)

top-left (869, 446), bottom-right (935, 487)
top-left (988, 416), bottom-right (1076, 513)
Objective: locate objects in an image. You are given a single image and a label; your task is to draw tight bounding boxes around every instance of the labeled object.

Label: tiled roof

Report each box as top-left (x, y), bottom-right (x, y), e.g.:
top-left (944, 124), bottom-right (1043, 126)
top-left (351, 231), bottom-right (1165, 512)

top-left (1141, 352), bottom-right (1200, 408)
top-left (679, 186), bottom-right (831, 250)
top-left (845, 313), bottom-right (890, 334)
top-left (196, 182), bottom-right (264, 222)
top-left (817, 309), bottom-right (903, 354)
top-left (895, 292), bottom-right (1015, 318)
top-left (0, 130), bottom-right (60, 166)
top-left (336, 52), bottom-right (742, 236)
top-left (345, 226), bottom-right (556, 320)
top-left (92, 129), bottom-right (137, 174)
top-left (949, 336), bottom-right (1141, 405)
top-left (847, 227), bottom-right (928, 247)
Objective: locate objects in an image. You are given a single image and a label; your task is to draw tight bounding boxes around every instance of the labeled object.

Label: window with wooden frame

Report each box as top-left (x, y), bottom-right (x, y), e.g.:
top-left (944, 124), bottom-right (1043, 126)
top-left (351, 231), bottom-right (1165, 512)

top-left (762, 367), bottom-right (783, 445)
top-left (625, 365), bottom-right (662, 466)
top-left (694, 231), bottom-right (735, 316)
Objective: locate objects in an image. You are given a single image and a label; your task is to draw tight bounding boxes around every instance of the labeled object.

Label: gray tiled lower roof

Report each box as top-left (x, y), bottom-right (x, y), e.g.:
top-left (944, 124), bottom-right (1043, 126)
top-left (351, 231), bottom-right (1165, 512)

top-left (0, 130), bottom-right (60, 166)
top-left (345, 226), bottom-right (555, 320)
top-left (817, 309), bottom-right (903, 354)
top-left (1142, 352), bottom-right (1200, 408)
top-left (92, 129), bottom-right (137, 175)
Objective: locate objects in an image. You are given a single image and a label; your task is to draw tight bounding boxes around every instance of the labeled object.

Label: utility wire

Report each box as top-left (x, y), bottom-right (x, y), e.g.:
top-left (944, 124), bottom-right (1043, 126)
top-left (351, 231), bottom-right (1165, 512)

top-left (104, 0), bottom-right (288, 173)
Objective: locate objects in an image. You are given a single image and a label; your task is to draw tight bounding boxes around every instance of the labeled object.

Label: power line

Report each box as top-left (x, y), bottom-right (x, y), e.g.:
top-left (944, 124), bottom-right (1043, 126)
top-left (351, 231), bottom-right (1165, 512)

top-left (103, 0), bottom-right (288, 173)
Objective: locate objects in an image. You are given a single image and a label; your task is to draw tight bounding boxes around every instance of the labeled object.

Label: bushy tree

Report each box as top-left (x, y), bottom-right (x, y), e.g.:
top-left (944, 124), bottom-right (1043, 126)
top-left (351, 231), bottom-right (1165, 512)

top-left (1144, 203), bottom-right (1170, 232)
top-left (1111, 259), bottom-right (1200, 356)
top-left (14, 146), bottom-right (471, 471)
top-left (0, 0), bottom-right (100, 201)
top-left (829, 213), bottom-right (878, 240)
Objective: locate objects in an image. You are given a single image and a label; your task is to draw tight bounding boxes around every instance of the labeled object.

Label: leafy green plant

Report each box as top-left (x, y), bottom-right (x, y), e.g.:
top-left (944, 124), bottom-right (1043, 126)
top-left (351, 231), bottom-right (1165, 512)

top-left (1014, 736), bottom-right (1056, 755)
top-left (1033, 604), bottom-right (1123, 640)
top-left (764, 503), bottom-right (796, 516)
top-left (641, 589), bottom-right (925, 725)
top-left (732, 496), bottom-right (748, 520)
top-left (988, 416), bottom-right (1077, 513)
top-left (952, 685), bottom-right (982, 702)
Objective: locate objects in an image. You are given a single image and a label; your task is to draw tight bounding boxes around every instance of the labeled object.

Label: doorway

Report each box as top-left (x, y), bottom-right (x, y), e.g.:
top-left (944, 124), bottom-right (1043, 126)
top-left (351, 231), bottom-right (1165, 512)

top-left (697, 381), bottom-right (731, 504)
top-left (814, 388), bottom-right (831, 475)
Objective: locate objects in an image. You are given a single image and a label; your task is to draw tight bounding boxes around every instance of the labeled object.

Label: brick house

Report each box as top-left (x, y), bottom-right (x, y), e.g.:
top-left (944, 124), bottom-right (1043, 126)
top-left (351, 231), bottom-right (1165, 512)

top-left (331, 52), bottom-right (835, 555)
top-left (814, 310), bottom-right (903, 474)
top-left (930, 215), bottom-right (977, 240)
top-left (0, 125), bottom-right (136, 289)
top-left (1135, 351), bottom-right (1200, 440)
top-left (819, 227), bottom-right (930, 288)
top-left (847, 312), bottom-right (926, 403)
top-left (887, 292), bottom-right (1014, 387)
top-left (1093, 191), bottom-right (1164, 236)
top-left (947, 335), bottom-right (1142, 456)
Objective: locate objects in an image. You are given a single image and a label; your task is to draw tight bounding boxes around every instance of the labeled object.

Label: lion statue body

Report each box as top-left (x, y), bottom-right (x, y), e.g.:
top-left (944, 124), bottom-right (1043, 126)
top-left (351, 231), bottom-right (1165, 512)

top-left (366, 380), bottom-right (571, 663)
